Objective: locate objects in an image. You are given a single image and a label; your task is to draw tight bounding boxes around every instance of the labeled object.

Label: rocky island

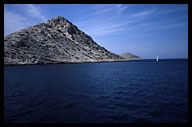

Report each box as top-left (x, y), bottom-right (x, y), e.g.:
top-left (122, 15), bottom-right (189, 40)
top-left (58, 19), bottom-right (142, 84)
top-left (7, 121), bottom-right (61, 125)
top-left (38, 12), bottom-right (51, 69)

top-left (119, 52), bottom-right (142, 60)
top-left (4, 16), bottom-right (141, 65)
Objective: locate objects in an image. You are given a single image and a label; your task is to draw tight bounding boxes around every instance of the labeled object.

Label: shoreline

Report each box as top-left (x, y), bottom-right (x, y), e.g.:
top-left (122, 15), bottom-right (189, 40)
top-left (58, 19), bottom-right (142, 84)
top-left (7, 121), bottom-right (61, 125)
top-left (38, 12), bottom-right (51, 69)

top-left (4, 59), bottom-right (143, 66)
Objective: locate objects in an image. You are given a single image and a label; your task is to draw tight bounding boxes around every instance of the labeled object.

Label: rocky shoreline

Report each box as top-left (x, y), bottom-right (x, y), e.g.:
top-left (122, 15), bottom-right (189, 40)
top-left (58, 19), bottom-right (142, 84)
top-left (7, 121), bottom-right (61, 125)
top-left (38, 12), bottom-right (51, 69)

top-left (5, 59), bottom-right (133, 66)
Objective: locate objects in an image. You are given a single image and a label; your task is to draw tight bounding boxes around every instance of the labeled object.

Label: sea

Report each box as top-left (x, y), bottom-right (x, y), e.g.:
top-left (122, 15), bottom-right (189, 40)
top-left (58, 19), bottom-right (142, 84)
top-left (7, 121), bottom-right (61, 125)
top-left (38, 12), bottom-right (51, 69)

top-left (4, 59), bottom-right (188, 123)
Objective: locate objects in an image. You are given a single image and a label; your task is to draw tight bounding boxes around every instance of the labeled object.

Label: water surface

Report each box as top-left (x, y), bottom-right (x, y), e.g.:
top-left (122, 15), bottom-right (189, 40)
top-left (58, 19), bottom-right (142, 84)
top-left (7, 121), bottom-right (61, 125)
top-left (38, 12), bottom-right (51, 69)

top-left (4, 59), bottom-right (188, 123)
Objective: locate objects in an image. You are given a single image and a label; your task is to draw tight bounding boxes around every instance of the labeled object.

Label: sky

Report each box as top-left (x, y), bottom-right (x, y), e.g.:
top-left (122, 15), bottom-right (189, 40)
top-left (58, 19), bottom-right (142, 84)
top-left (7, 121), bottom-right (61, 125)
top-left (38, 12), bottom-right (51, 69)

top-left (4, 4), bottom-right (188, 59)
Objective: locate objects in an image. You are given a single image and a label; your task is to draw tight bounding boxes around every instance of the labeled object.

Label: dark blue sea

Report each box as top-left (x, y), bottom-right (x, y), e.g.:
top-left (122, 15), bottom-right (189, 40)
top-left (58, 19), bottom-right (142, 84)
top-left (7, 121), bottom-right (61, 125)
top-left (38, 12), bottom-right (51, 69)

top-left (4, 59), bottom-right (188, 123)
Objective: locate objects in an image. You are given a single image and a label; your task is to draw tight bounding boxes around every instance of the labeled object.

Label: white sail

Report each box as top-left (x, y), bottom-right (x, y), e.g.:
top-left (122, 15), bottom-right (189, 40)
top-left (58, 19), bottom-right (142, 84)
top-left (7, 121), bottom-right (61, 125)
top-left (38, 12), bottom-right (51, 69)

top-left (156, 56), bottom-right (158, 62)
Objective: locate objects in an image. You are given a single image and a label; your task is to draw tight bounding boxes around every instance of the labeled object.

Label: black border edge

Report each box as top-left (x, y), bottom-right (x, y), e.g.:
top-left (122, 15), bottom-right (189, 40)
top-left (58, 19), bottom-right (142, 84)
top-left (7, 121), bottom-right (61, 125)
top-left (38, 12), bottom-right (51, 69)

top-left (2, 0), bottom-right (191, 127)
top-left (188, 1), bottom-right (191, 127)
top-left (1, 1), bottom-right (5, 126)
top-left (2, 0), bottom-right (190, 4)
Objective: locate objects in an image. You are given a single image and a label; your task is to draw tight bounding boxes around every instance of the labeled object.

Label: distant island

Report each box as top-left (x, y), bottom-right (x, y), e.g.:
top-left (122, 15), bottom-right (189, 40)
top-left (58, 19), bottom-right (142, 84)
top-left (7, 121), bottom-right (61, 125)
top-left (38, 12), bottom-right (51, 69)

top-left (119, 52), bottom-right (142, 60)
top-left (4, 16), bottom-right (142, 65)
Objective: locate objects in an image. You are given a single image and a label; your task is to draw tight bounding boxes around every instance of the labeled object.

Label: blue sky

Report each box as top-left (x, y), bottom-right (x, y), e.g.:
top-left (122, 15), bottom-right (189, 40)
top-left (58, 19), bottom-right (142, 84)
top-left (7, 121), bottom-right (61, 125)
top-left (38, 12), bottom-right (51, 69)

top-left (4, 4), bottom-right (188, 59)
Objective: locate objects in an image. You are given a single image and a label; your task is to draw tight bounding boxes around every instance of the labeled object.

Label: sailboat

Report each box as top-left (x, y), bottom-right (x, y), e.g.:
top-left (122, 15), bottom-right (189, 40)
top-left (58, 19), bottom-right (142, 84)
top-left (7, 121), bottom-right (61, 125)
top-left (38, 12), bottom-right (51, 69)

top-left (156, 56), bottom-right (158, 62)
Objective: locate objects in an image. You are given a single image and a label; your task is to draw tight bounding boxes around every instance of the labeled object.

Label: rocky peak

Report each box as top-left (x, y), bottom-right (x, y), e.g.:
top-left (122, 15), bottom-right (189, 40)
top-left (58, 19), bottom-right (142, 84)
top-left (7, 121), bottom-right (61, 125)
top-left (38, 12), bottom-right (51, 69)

top-left (46, 16), bottom-right (74, 29)
top-left (46, 16), bottom-right (67, 24)
top-left (45, 16), bottom-right (87, 42)
top-left (4, 16), bottom-right (125, 65)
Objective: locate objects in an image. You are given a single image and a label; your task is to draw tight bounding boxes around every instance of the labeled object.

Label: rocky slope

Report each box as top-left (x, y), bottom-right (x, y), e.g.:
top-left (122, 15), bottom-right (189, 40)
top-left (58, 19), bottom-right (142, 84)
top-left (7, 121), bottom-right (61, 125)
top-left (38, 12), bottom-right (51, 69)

top-left (119, 52), bottom-right (142, 60)
top-left (4, 16), bottom-right (125, 65)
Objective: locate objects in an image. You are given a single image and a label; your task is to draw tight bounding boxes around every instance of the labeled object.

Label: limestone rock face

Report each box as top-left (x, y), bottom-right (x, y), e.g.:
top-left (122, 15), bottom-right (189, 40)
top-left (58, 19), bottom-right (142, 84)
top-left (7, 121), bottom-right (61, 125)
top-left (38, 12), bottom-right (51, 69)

top-left (119, 52), bottom-right (142, 60)
top-left (4, 16), bottom-right (125, 65)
